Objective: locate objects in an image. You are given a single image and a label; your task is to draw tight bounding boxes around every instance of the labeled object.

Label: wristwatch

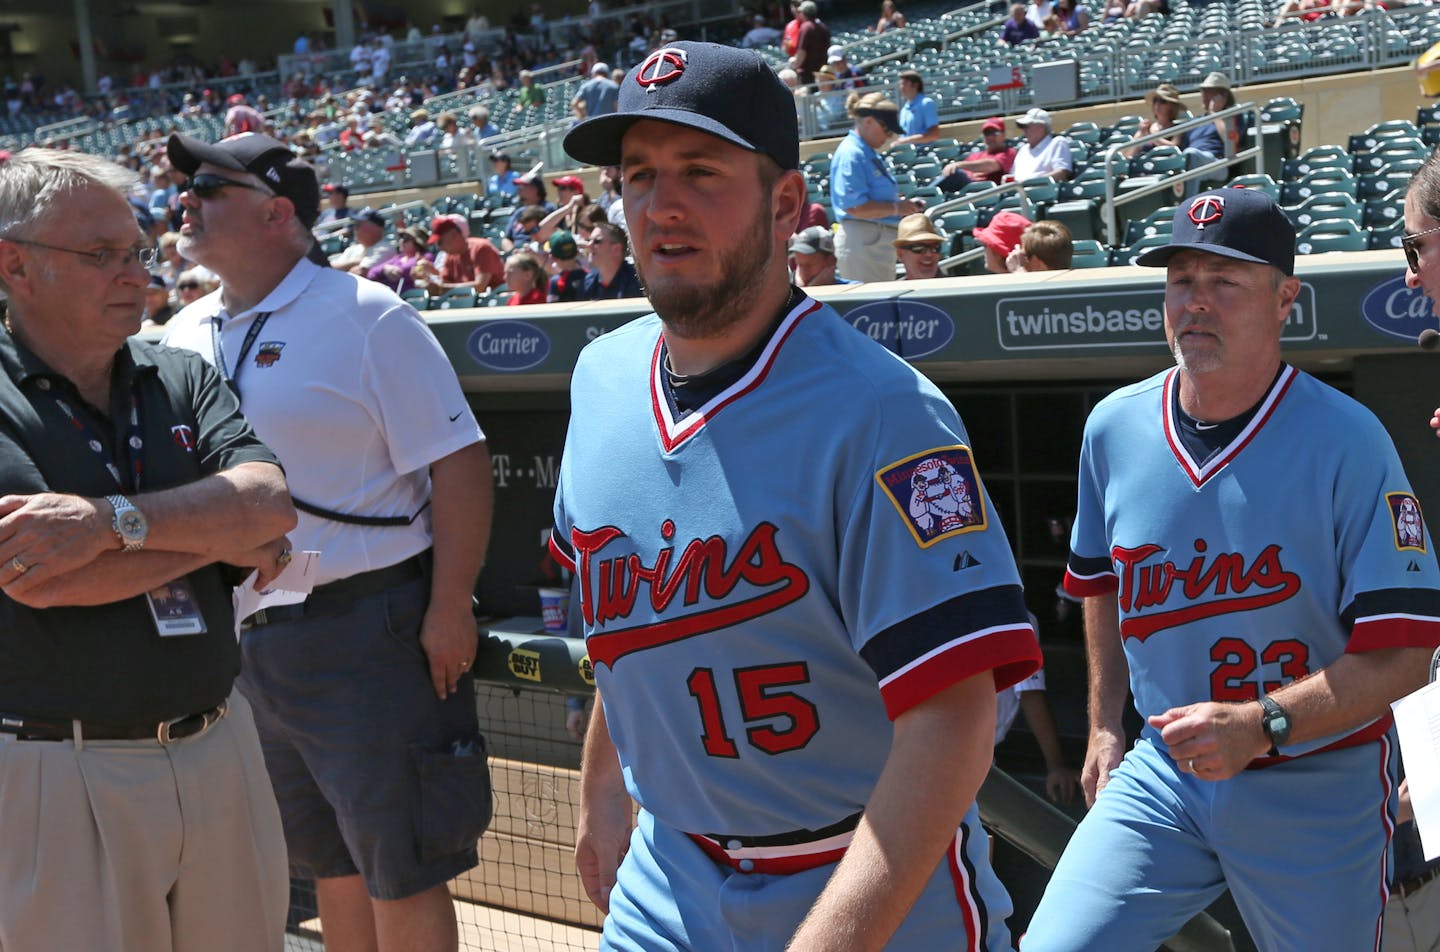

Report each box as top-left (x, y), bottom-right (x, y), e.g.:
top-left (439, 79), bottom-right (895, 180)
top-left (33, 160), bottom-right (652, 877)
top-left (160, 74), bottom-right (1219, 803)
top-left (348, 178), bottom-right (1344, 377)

top-left (107, 494), bottom-right (148, 552)
top-left (1258, 695), bottom-right (1291, 754)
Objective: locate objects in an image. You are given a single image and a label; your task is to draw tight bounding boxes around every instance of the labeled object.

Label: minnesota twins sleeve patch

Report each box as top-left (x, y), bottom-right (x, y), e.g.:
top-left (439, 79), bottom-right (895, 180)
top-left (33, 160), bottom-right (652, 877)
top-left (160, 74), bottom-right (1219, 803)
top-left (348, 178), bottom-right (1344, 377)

top-left (1388, 492), bottom-right (1427, 553)
top-left (876, 445), bottom-right (988, 548)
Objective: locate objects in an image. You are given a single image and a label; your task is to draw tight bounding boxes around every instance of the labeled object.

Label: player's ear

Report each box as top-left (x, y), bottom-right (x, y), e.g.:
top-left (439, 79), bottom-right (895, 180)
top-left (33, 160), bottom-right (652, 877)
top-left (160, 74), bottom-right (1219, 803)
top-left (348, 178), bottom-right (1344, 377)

top-left (1275, 273), bottom-right (1301, 325)
top-left (771, 168), bottom-right (807, 241)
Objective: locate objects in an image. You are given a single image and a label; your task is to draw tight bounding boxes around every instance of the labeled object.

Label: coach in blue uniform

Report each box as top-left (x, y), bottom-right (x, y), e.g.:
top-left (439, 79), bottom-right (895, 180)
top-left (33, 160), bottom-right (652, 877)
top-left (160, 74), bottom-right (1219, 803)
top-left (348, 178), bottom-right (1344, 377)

top-left (1025, 188), bottom-right (1440, 952)
top-left (557, 42), bottom-right (1041, 951)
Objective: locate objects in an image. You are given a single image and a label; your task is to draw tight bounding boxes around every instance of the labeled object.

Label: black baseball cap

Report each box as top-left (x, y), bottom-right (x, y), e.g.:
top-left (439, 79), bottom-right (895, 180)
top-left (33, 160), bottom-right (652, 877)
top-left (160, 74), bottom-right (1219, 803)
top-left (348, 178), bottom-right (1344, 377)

top-left (355, 207), bottom-right (386, 229)
top-left (1135, 187), bottom-right (1296, 276)
top-left (563, 41), bottom-right (799, 171)
top-left (167, 132), bottom-right (321, 228)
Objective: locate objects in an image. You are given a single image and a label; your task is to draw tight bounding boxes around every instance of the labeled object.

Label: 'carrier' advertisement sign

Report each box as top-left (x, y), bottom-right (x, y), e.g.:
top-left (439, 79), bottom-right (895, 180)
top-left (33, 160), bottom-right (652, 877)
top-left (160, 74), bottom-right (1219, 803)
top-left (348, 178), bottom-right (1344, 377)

top-left (994, 285), bottom-right (1317, 351)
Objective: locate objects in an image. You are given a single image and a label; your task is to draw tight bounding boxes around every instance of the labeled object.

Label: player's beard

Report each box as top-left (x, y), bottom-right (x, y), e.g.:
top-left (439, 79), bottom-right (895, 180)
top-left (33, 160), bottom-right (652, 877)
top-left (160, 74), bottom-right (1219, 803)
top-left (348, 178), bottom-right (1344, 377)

top-left (634, 196), bottom-right (775, 340)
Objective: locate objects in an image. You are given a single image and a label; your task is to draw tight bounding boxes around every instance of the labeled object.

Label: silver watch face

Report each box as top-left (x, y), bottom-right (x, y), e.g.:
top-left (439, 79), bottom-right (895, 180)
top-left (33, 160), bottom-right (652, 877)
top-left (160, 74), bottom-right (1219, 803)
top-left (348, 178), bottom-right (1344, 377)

top-left (118, 509), bottom-right (147, 540)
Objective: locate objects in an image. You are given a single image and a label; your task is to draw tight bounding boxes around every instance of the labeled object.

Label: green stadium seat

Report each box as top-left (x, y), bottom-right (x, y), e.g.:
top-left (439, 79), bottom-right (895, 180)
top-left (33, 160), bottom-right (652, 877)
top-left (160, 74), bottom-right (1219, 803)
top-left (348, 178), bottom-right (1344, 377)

top-left (1068, 239), bottom-right (1109, 269)
top-left (1296, 218), bottom-right (1367, 255)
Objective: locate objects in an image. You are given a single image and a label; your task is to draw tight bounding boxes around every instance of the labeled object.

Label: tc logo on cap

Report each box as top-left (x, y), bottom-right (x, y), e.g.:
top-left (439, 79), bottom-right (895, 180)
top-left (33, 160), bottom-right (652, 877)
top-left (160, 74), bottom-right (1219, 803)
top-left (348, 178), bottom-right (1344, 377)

top-left (636, 47), bottom-right (688, 92)
top-left (1187, 195), bottom-right (1224, 230)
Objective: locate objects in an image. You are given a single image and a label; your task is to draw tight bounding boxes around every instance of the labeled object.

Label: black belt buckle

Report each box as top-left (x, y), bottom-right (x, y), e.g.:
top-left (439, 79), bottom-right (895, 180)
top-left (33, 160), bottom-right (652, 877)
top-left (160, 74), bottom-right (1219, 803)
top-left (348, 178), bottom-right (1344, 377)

top-left (157, 699), bottom-right (228, 745)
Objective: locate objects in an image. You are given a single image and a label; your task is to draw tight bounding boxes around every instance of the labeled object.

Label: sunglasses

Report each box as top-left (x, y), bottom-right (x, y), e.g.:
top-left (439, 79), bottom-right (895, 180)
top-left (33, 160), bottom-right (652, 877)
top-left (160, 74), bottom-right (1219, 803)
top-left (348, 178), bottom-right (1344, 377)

top-left (1402, 223), bottom-right (1440, 273)
top-left (183, 173), bottom-right (274, 200)
top-left (177, 282), bottom-right (201, 291)
top-left (898, 243), bottom-right (942, 254)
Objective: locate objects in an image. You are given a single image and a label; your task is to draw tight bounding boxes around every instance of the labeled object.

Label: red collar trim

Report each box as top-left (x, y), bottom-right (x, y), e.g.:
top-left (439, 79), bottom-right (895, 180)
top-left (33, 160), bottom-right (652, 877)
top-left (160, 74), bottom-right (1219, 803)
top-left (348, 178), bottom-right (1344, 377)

top-left (649, 297), bottom-right (821, 453)
top-left (1162, 364), bottom-right (1297, 488)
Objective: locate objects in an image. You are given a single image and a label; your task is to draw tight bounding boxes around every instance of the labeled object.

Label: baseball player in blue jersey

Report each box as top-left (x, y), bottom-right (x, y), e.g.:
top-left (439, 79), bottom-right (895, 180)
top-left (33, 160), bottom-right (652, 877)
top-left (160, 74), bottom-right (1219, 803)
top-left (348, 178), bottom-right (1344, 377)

top-left (552, 42), bottom-right (1042, 951)
top-left (1023, 188), bottom-right (1440, 952)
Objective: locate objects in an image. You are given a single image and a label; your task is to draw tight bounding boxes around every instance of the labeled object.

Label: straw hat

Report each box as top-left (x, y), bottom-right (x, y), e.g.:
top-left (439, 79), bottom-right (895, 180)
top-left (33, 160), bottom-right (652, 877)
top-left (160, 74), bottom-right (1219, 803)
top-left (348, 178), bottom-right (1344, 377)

top-left (1147, 83), bottom-right (1185, 109)
top-left (893, 213), bottom-right (945, 247)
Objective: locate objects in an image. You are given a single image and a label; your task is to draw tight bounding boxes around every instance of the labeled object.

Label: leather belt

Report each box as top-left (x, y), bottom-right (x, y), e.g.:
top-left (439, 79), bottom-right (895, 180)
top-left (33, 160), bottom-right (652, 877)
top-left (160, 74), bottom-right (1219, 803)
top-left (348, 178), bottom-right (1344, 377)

top-left (0, 698), bottom-right (229, 745)
top-left (1393, 866), bottom-right (1440, 899)
top-left (241, 551), bottom-right (428, 631)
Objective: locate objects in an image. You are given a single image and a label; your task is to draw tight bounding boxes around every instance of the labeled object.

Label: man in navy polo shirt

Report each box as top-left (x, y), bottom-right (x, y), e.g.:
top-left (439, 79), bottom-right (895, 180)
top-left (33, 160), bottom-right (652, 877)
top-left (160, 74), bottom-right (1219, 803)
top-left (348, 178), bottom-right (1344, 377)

top-left (578, 222), bottom-right (641, 300)
top-left (0, 146), bottom-right (295, 952)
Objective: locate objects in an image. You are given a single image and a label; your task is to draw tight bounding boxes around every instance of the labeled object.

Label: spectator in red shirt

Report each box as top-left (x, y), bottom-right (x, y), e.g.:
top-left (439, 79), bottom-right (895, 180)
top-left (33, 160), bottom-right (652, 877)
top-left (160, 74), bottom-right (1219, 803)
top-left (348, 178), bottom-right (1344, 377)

top-left (789, 1), bottom-right (831, 86)
top-left (782, 0), bottom-right (802, 56)
top-left (503, 251), bottom-right (548, 306)
top-left (934, 117), bottom-right (1017, 193)
top-left (422, 214), bottom-right (503, 293)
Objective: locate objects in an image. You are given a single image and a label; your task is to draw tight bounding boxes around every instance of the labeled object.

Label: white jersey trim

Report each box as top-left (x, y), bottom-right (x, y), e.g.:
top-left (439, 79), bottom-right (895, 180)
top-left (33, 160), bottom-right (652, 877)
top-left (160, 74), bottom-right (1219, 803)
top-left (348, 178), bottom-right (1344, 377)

top-left (691, 828), bottom-right (856, 861)
top-left (1162, 364), bottom-right (1298, 488)
top-left (649, 296), bottom-right (821, 453)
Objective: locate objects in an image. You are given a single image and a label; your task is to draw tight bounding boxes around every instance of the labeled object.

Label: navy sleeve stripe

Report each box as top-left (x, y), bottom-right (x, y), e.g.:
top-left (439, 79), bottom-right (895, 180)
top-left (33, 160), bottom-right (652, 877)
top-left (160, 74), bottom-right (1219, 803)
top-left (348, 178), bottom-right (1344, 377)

top-left (1341, 588), bottom-right (1440, 629)
top-left (860, 584), bottom-right (1030, 682)
top-left (1067, 553), bottom-right (1113, 579)
top-left (549, 527), bottom-right (575, 572)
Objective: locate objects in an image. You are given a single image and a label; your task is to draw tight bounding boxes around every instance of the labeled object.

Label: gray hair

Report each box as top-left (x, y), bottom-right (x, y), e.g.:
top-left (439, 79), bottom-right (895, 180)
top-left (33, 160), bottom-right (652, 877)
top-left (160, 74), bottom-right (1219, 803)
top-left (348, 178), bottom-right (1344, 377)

top-left (0, 148), bottom-right (139, 238)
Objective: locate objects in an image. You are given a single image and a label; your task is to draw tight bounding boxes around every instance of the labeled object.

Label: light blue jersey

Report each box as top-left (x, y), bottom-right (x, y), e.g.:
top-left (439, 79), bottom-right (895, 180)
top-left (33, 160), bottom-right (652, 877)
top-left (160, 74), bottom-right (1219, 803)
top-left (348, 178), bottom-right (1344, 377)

top-left (1025, 363), bottom-right (1440, 952)
top-left (552, 294), bottom-right (1040, 950)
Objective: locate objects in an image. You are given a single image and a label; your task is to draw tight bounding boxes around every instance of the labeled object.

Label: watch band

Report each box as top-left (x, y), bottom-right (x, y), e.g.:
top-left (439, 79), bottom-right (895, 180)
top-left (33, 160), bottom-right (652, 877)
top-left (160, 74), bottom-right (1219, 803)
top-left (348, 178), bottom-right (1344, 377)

top-left (1258, 694), bottom-right (1290, 753)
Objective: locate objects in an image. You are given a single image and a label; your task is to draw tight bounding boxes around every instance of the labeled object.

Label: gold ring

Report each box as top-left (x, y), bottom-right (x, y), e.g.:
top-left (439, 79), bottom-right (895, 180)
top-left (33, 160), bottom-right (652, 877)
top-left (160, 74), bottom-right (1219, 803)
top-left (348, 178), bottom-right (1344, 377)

top-left (10, 556), bottom-right (27, 575)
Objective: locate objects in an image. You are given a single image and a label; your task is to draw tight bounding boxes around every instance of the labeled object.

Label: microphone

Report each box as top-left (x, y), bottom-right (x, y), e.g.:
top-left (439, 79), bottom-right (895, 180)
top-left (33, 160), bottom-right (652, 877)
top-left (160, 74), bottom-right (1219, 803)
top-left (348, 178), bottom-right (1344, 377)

top-left (1420, 328), bottom-right (1440, 351)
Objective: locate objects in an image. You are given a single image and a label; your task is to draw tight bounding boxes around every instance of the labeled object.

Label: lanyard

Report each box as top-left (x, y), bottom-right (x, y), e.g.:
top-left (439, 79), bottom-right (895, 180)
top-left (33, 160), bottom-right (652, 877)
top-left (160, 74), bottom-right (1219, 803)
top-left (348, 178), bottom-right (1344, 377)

top-left (51, 387), bottom-right (144, 493)
top-left (209, 311), bottom-right (272, 395)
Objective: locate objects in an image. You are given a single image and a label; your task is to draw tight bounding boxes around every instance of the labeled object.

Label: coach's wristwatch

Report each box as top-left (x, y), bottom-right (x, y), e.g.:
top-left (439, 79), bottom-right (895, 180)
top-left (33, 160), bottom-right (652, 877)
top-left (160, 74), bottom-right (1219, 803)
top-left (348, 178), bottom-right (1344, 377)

top-left (1258, 695), bottom-right (1291, 754)
top-left (107, 494), bottom-right (148, 552)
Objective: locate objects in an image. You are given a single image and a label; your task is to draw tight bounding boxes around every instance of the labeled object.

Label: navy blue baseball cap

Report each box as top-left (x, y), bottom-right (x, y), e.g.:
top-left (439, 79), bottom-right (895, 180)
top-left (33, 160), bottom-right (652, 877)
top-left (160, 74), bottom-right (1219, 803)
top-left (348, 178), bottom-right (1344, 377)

top-left (563, 41), bottom-right (799, 171)
top-left (1135, 187), bottom-right (1296, 275)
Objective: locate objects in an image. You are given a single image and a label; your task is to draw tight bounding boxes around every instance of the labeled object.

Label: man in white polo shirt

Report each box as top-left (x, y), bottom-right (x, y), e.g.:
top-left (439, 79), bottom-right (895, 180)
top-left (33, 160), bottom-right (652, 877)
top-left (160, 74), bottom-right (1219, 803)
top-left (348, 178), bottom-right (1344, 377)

top-left (1011, 107), bottom-right (1073, 183)
top-left (160, 131), bottom-right (495, 952)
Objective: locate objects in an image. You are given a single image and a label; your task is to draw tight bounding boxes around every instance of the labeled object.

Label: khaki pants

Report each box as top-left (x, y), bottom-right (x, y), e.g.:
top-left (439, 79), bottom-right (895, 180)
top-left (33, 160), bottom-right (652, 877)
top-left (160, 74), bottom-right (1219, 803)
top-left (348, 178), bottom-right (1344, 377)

top-left (836, 219), bottom-right (901, 284)
top-left (0, 692), bottom-right (288, 952)
top-left (1385, 874), bottom-right (1440, 952)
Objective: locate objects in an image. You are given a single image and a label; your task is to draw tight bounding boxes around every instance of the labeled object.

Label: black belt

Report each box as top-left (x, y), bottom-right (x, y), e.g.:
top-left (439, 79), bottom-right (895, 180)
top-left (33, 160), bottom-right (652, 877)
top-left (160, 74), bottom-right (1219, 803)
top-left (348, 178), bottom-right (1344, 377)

top-left (0, 698), bottom-right (229, 744)
top-left (696, 810), bottom-right (864, 849)
top-left (1393, 866), bottom-right (1440, 899)
top-left (240, 551), bottom-right (428, 631)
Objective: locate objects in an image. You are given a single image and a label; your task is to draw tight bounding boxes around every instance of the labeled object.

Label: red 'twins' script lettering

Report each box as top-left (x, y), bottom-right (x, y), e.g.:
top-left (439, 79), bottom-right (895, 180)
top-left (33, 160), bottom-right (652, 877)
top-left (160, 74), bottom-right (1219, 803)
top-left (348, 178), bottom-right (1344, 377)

top-left (1113, 538), bottom-right (1301, 642)
top-left (571, 520), bottom-right (810, 669)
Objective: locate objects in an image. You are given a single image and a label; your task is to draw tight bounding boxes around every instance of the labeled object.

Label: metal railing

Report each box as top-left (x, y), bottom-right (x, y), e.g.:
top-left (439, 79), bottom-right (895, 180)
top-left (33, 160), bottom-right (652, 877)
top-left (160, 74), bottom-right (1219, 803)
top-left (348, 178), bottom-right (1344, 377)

top-left (1101, 101), bottom-right (1265, 243)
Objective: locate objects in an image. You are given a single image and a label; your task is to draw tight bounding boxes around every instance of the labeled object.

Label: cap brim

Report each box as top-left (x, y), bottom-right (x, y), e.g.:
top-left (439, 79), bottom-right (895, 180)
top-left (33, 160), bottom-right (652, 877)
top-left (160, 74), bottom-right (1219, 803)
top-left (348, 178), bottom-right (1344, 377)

top-left (1133, 243), bottom-right (1276, 268)
top-left (564, 109), bottom-right (768, 167)
top-left (166, 134), bottom-right (248, 175)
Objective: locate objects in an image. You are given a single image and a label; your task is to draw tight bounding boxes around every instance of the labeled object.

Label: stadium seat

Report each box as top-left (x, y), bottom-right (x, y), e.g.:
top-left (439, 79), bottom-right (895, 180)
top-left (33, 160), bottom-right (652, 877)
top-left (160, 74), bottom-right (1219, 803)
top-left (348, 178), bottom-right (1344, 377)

top-left (1122, 205), bottom-right (1176, 246)
top-left (1281, 169), bottom-right (1356, 205)
top-left (1284, 192), bottom-right (1361, 229)
top-left (1115, 232), bottom-right (1172, 266)
top-left (436, 287), bottom-right (480, 309)
top-left (1129, 146), bottom-right (1186, 177)
top-left (1227, 174), bottom-right (1281, 201)
top-left (1368, 220), bottom-right (1406, 250)
top-left (1362, 194), bottom-right (1405, 229)
top-left (1260, 97), bottom-right (1304, 123)
top-left (400, 288), bottom-right (431, 310)
top-left (1068, 239), bottom-right (1109, 269)
top-left (1296, 218), bottom-right (1367, 255)
top-left (1282, 145), bottom-right (1349, 180)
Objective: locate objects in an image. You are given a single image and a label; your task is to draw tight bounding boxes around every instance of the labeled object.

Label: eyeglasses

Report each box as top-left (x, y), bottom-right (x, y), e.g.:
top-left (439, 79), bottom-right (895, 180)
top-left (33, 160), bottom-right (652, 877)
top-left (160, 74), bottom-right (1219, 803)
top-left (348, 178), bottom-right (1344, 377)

top-left (182, 173), bottom-right (274, 200)
top-left (1402, 223), bottom-right (1440, 272)
top-left (177, 282), bottom-right (201, 291)
top-left (898, 243), bottom-right (942, 254)
top-left (4, 237), bottom-right (157, 270)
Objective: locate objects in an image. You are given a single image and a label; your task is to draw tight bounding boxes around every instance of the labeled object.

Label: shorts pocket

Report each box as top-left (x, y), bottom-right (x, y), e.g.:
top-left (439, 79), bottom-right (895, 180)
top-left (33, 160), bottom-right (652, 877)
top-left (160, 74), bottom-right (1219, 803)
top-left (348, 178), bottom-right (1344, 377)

top-left (382, 579), bottom-right (429, 660)
top-left (410, 734), bottom-right (494, 863)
